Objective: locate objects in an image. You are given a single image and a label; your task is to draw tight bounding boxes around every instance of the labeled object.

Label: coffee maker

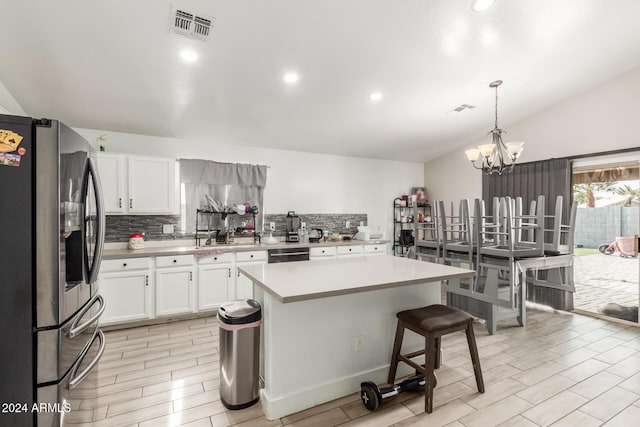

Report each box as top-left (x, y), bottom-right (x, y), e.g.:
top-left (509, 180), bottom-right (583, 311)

top-left (286, 211), bottom-right (301, 242)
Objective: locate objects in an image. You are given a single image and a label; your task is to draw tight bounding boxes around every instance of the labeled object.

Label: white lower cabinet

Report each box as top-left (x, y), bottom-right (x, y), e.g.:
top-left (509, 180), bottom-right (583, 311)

top-left (364, 244), bottom-right (388, 256)
top-left (98, 258), bottom-right (152, 325)
top-left (337, 244), bottom-right (364, 257)
top-left (235, 250), bottom-right (267, 300)
top-left (197, 253), bottom-right (234, 310)
top-left (155, 255), bottom-right (195, 316)
top-left (309, 246), bottom-right (337, 261)
top-left (98, 243), bottom-right (389, 327)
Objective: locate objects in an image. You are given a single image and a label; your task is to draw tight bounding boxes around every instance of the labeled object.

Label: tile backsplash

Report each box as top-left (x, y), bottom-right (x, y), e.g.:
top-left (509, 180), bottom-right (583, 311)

top-left (105, 215), bottom-right (183, 242)
top-left (105, 213), bottom-right (367, 242)
top-left (263, 213), bottom-right (367, 237)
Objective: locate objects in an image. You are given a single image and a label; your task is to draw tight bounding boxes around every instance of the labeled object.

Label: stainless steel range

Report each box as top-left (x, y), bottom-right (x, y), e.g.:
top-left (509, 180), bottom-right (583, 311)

top-left (0, 115), bottom-right (106, 426)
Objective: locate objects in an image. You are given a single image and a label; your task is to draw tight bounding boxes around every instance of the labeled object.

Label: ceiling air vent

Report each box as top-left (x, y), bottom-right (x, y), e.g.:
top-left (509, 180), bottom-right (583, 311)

top-left (447, 104), bottom-right (476, 115)
top-left (171, 8), bottom-right (214, 41)
top-left (453, 104), bottom-right (476, 112)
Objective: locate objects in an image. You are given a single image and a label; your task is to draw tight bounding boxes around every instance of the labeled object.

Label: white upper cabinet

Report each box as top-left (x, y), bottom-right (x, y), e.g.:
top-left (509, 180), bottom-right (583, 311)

top-left (128, 156), bottom-right (176, 214)
top-left (97, 154), bottom-right (177, 215)
top-left (96, 154), bottom-right (126, 213)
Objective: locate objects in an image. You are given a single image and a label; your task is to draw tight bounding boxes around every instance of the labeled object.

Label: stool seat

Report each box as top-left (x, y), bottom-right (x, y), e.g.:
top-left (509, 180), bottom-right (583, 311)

top-left (397, 304), bottom-right (474, 333)
top-left (388, 304), bottom-right (484, 414)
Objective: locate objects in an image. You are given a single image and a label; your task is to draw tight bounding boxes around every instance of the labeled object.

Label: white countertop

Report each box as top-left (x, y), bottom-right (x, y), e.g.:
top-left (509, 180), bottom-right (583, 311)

top-left (102, 239), bottom-right (389, 259)
top-left (239, 255), bottom-right (475, 303)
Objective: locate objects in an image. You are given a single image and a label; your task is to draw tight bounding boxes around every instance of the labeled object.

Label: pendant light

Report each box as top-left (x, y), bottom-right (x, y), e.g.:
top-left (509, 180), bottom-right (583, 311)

top-left (464, 80), bottom-right (524, 175)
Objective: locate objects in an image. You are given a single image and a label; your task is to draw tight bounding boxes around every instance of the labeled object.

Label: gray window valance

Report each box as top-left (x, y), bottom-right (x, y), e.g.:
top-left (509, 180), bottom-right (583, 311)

top-left (179, 159), bottom-right (267, 187)
top-left (179, 159), bottom-right (268, 234)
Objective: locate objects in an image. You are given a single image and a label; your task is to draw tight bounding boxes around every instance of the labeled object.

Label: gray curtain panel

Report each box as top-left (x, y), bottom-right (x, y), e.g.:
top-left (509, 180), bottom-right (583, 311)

top-left (482, 157), bottom-right (573, 310)
top-left (179, 159), bottom-right (267, 233)
top-left (482, 158), bottom-right (572, 224)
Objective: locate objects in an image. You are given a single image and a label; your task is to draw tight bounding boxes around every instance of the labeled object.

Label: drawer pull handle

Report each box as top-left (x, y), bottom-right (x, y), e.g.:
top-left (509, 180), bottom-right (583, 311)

top-left (349, 248), bottom-right (352, 251)
top-left (322, 250), bottom-right (325, 253)
top-left (118, 198), bottom-right (122, 208)
top-left (250, 254), bottom-right (254, 258)
top-left (173, 259), bottom-right (177, 263)
top-left (214, 257), bottom-right (218, 261)
top-left (123, 263), bottom-right (127, 267)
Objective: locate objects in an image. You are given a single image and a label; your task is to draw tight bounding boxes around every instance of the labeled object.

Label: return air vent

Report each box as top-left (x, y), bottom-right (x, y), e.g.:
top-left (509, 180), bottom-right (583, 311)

top-left (171, 8), bottom-right (214, 41)
top-left (453, 104), bottom-right (476, 112)
top-left (447, 104), bottom-right (476, 115)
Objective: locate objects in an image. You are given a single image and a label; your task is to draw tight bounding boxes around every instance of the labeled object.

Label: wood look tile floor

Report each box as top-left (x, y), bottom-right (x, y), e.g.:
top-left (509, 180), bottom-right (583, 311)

top-left (66, 306), bottom-right (640, 427)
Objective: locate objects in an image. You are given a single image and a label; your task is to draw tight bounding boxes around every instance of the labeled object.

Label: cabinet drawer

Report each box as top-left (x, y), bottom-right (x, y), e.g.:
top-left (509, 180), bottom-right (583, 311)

top-left (364, 244), bottom-right (387, 254)
top-left (337, 245), bottom-right (364, 255)
top-left (235, 250), bottom-right (267, 262)
top-left (156, 254), bottom-right (194, 268)
top-left (100, 257), bottom-right (150, 273)
top-left (310, 246), bottom-right (337, 257)
top-left (197, 252), bottom-right (234, 265)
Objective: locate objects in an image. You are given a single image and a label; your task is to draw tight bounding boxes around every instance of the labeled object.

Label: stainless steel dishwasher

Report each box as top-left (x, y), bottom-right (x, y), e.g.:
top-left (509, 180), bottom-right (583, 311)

top-left (267, 247), bottom-right (310, 263)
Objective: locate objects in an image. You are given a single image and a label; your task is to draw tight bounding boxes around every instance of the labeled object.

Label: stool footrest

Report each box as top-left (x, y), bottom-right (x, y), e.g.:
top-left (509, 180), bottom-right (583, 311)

top-left (398, 355), bottom-right (425, 374)
top-left (403, 349), bottom-right (426, 359)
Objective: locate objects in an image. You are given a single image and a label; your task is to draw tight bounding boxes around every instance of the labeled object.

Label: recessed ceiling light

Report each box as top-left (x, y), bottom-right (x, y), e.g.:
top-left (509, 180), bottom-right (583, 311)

top-left (282, 72), bottom-right (300, 85)
top-left (369, 92), bottom-right (383, 102)
top-left (180, 50), bottom-right (198, 62)
top-left (471, 0), bottom-right (496, 12)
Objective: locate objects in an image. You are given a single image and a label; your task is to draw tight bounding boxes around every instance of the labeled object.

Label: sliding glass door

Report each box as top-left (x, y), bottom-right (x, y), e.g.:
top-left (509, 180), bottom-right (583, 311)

top-left (572, 154), bottom-right (639, 324)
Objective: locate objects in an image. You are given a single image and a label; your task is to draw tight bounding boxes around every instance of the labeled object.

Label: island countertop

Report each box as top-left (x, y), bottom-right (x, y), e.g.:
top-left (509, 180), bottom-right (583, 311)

top-left (239, 255), bottom-right (475, 303)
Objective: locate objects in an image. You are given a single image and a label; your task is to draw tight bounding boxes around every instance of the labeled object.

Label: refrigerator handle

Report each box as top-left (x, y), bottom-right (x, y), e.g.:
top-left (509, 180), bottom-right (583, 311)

top-left (67, 295), bottom-right (105, 339)
top-left (87, 157), bottom-right (106, 285)
top-left (68, 330), bottom-right (105, 389)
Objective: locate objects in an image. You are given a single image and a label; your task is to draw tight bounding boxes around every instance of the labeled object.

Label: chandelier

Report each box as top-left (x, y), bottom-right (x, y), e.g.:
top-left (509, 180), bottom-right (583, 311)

top-left (464, 80), bottom-right (524, 175)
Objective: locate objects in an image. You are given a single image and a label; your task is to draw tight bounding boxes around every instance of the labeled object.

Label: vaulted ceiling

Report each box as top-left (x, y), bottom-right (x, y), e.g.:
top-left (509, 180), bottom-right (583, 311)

top-left (1, 0), bottom-right (640, 162)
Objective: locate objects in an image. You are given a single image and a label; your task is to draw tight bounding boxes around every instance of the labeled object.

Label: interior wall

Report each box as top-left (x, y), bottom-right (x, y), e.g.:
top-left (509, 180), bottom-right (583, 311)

top-left (425, 66), bottom-right (640, 202)
top-left (0, 80), bottom-right (26, 115)
top-left (75, 128), bottom-right (424, 238)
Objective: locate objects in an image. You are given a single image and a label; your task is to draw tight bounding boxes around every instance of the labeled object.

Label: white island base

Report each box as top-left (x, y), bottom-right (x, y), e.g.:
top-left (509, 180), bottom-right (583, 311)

top-left (239, 256), bottom-right (474, 420)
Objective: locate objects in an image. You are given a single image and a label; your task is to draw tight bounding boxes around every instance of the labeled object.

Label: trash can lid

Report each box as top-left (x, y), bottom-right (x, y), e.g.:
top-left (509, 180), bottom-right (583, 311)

top-left (218, 299), bottom-right (262, 325)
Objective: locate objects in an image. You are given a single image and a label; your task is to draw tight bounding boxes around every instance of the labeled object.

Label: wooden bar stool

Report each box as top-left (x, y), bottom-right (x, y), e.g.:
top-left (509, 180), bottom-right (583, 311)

top-left (387, 304), bottom-right (484, 413)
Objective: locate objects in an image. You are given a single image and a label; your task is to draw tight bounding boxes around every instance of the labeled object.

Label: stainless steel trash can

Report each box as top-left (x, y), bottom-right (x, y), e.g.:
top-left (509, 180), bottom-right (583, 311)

top-left (218, 299), bottom-right (262, 409)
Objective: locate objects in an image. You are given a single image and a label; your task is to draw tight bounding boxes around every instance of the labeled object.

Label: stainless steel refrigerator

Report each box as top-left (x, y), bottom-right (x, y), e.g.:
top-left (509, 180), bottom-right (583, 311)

top-left (0, 114), bottom-right (106, 426)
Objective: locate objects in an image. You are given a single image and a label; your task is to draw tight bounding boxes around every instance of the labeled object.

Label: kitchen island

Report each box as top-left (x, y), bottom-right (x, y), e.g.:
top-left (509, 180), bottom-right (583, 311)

top-left (238, 255), bottom-right (475, 420)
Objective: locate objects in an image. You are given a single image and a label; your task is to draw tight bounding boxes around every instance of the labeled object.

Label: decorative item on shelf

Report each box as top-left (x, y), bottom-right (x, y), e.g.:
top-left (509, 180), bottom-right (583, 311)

top-left (464, 80), bottom-right (524, 175)
top-left (411, 187), bottom-right (427, 205)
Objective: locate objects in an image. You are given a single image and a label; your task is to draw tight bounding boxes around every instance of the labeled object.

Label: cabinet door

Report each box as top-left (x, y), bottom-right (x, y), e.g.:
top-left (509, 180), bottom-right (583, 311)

top-left (364, 244), bottom-right (388, 256)
top-left (98, 271), bottom-right (150, 325)
top-left (336, 245), bottom-right (364, 257)
top-left (198, 264), bottom-right (233, 311)
top-left (309, 246), bottom-right (337, 261)
top-left (235, 261), bottom-right (264, 300)
top-left (128, 156), bottom-right (176, 214)
top-left (96, 154), bottom-right (126, 214)
top-left (156, 267), bottom-right (193, 316)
